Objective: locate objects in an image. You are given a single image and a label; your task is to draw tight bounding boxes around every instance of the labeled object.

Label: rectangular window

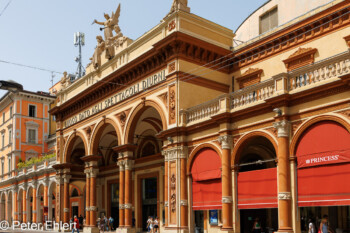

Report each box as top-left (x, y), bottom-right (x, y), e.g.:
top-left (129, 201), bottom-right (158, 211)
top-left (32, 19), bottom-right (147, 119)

top-left (8, 157), bottom-right (11, 176)
top-left (209, 210), bottom-right (219, 225)
top-left (260, 7), bottom-right (278, 34)
top-left (9, 106), bottom-right (12, 118)
top-left (8, 129), bottom-right (12, 144)
top-left (2, 112), bottom-right (4, 123)
top-left (1, 134), bottom-right (4, 148)
top-left (28, 129), bottom-right (36, 144)
top-left (1, 161), bottom-right (3, 177)
top-left (29, 105), bottom-right (36, 117)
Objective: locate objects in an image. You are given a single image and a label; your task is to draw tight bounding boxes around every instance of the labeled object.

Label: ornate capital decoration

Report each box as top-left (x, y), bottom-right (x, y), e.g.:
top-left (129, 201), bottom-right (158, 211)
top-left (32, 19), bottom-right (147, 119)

top-left (180, 200), bottom-right (188, 206)
top-left (85, 207), bottom-right (90, 211)
top-left (278, 192), bottom-right (291, 200)
top-left (32, 210), bottom-right (37, 214)
top-left (164, 201), bottom-right (168, 207)
top-left (218, 135), bottom-right (233, 150)
top-left (222, 196), bottom-right (233, 204)
top-left (124, 203), bottom-right (133, 209)
top-left (163, 146), bottom-right (188, 161)
top-left (273, 120), bottom-right (290, 138)
top-left (63, 174), bottom-right (71, 183)
top-left (90, 206), bottom-right (97, 211)
top-left (117, 160), bottom-right (125, 171)
top-left (119, 204), bottom-right (125, 209)
top-left (125, 160), bottom-right (134, 170)
top-left (22, 211), bottom-right (27, 214)
top-left (64, 208), bottom-right (70, 213)
top-left (90, 169), bottom-right (99, 178)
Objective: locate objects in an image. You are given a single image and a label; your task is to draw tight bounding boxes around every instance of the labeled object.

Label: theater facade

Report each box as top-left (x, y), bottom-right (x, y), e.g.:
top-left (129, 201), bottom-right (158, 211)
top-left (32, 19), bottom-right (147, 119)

top-left (49, 0), bottom-right (350, 233)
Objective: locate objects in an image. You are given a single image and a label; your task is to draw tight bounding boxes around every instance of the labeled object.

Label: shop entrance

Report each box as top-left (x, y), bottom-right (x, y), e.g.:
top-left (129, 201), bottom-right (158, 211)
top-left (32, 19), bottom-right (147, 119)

top-left (109, 183), bottom-right (119, 229)
top-left (72, 206), bottom-right (79, 218)
top-left (141, 177), bottom-right (157, 231)
top-left (240, 209), bottom-right (278, 233)
top-left (194, 211), bottom-right (204, 233)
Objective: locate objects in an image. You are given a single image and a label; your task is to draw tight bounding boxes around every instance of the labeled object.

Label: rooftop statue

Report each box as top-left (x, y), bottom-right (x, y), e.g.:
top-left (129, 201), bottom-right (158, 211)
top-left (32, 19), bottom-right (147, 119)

top-left (90, 36), bottom-right (105, 69)
top-left (93, 3), bottom-right (121, 41)
top-left (167, 0), bottom-right (190, 17)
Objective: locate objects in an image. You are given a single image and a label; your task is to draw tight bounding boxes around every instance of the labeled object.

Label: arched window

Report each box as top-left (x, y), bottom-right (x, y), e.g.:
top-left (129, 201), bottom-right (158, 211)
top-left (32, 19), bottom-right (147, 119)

top-left (71, 188), bottom-right (79, 197)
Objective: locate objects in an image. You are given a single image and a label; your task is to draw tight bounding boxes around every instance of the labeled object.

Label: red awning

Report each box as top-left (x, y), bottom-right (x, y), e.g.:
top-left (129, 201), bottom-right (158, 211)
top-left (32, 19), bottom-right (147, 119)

top-left (296, 121), bottom-right (350, 206)
top-left (298, 163), bottom-right (350, 206)
top-left (237, 168), bottom-right (277, 209)
top-left (191, 148), bottom-right (222, 210)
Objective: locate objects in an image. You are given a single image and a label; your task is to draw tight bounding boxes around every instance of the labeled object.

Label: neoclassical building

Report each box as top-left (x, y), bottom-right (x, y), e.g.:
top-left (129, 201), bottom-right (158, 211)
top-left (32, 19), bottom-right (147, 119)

top-left (5, 0), bottom-right (350, 233)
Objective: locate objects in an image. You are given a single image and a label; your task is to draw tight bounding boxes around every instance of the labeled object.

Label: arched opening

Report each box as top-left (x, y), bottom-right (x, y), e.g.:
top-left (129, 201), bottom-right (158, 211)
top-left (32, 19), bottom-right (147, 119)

top-left (48, 182), bottom-right (56, 222)
top-left (66, 135), bottom-right (86, 221)
top-left (190, 147), bottom-right (222, 233)
top-left (295, 121), bottom-right (350, 232)
top-left (27, 187), bottom-right (33, 223)
top-left (37, 185), bottom-right (44, 224)
top-left (7, 191), bottom-right (13, 224)
top-left (126, 105), bottom-right (164, 231)
top-left (235, 135), bottom-right (278, 233)
top-left (17, 189), bottom-right (23, 222)
top-left (0, 193), bottom-right (5, 220)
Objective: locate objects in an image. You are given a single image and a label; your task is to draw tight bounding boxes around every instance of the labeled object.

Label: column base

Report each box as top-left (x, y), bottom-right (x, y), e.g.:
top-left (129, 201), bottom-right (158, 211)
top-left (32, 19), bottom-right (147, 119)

top-left (84, 226), bottom-right (100, 233)
top-left (163, 228), bottom-right (189, 233)
top-left (117, 227), bottom-right (136, 233)
top-left (276, 228), bottom-right (294, 233)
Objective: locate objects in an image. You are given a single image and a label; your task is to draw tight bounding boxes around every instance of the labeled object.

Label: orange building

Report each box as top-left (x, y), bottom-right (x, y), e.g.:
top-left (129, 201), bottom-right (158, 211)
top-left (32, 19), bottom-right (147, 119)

top-left (0, 90), bottom-right (56, 224)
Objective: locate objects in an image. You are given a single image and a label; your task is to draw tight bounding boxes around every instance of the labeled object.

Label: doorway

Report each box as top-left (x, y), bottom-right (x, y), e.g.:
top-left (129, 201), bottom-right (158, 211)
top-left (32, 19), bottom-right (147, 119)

top-left (194, 211), bottom-right (204, 233)
top-left (240, 209), bottom-right (278, 233)
top-left (141, 177), bottom-right (157, 231)
top-left (72, 206), bottom-right (79, 218)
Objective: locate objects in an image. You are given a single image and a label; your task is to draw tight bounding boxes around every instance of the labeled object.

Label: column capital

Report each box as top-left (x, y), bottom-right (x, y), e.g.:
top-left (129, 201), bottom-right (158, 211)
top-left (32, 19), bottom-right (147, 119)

top-left (63, 174), bottom-right (71, 183)
top-left (63, 208), bottom-right (70, 213)
top-left (273, 120), bottom-right (290, 138)
top-left (117, 160), bottom-right (125, 171)
top-left (84, 168), bottom-right (91, 178)
top-left (164, 201), bottom-right (168, 207)
top-left (218, 135), bottom-right (233, 150)
top-left (90, 169), bottom-right (99, 178)
top-left (162, 146), bottom-right (188, 161)
top-left (278, 192), bottom-right (291, 200)
top-left (90, 206), bottom-right (97, 211)
top-left (119, 204), bottom-right (125, 209)
top-left (125, 160), bottom-right (134, 170)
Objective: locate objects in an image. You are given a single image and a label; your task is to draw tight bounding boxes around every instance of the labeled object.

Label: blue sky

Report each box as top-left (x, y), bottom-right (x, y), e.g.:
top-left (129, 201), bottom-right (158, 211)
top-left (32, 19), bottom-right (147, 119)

top-left (0, 0), bottom-right (267, 96)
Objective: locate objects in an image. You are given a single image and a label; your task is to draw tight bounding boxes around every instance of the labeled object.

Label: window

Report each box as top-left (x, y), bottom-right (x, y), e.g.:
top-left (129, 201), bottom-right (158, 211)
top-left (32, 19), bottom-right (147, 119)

top-left (8, 129), bottom-right (12, 144)
top-left (28, 129), bottom-right (36, 144)
top-left (9, 106), bottom-right (12, 118)
top-left (29, 105), bottom-right (36, 117)
top-left (2, 112), bottom-right (4, 123)
top-left (1, 134), bottom-right (4, 148)
top-left (209, 210), bottom-right (219, 225)
top-left (260, 7), bottom-right (278, 34)
top-left (8, 157), bottom-right (11, 176)
top-left (1, 161), bottom-right (3, 178)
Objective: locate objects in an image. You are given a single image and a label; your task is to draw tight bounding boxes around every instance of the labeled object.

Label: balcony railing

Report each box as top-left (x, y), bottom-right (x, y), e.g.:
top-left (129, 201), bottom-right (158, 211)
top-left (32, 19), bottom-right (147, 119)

top-left (181, 50), bottom-right (350, 125)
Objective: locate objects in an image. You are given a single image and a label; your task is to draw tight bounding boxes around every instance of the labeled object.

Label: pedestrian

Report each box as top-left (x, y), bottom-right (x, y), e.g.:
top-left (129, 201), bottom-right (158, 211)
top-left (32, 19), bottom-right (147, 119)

top-left (100, 217), bottom-right (105, 233)
top-left (72, 215), bottom-right (80, 233)
top-left (104, 216), bottom-right (109, 231)
top-left (308, 218), bottom-right (316, 233)
top-left (153, 217), bottom-right (159, 233)
top-left (146, 216), bottom-right (152, 233)
top-left (252, 218), bottom-right (261, 233)
top-left (109, 216), bottom-right (114, 231)
top-left (320, 215), bottom-right (328, 233)
top-left (79, 215), bottom-right (84, 229)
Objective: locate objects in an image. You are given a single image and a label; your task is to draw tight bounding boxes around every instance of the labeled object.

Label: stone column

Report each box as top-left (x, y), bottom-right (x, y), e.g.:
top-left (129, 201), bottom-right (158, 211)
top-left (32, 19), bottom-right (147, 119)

top-left (124, 160), bottom-right (134, 228)
top-left (14, 188), bottom-right (18, 221)
top-left (63, 174), bottom-right (71, 224)
top-left (44, 183), bottom-right (48, 222)
top-left (117, 160), bottom-right (125, 228)
top-left (232, 167), bottom-right (240, 233)
top-left (180, 156), bottom-right (188, 228)
top-left (273, 120), bottom-right (293, 233)
top-left (22, 189), bottom-right (27, 223)
top-left (90, 168), bottom-right (98, 227)
top-left (32, 187), bottom-right (37, 223)
top-left (164, 160), bottom-right (168, 227)
top-left (84, 168), bottom-right (91, 226)
top-left (218, 135), bottom-right (233, 230)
